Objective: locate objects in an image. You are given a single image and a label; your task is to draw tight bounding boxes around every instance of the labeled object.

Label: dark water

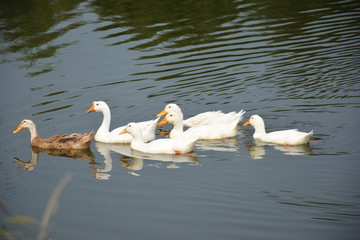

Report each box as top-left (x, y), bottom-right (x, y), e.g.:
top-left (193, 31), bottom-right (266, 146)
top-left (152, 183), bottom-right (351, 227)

top-left (1, 0), bottom-right (360, 239)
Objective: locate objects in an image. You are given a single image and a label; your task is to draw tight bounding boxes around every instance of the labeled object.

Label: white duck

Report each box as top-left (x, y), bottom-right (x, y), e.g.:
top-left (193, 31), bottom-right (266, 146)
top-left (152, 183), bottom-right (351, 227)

top-left (156, 103), bottom-right (245, 127)
top-left (87, 101), bottom-right (159, 144)
top-left (120, 122), bottom-right (198, 155)
top-left (157, 112), bottom-right (240, 139)
top-left (243, 115), bottom-right (313, 145)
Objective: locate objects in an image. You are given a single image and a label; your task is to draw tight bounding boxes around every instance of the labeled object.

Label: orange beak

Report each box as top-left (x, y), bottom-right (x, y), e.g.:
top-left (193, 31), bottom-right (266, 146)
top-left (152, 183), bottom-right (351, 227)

top-left (157, 118), bottom-right (169, 127)
top-left (119, 129), bottom-right (127, 135)
top-left (156, 109), bottom-right (167, 117)
top-left (87, 102), bottom-right (95, 113)
top-left (243, 119), bottom-right (251, 126)
top-left (13, 124), bottom-right (24, 134)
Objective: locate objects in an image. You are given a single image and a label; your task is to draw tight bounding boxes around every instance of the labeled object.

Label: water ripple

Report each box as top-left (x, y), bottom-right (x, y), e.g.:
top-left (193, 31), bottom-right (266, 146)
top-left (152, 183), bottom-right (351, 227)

top-left (98, 0), bottom-right (359, 104)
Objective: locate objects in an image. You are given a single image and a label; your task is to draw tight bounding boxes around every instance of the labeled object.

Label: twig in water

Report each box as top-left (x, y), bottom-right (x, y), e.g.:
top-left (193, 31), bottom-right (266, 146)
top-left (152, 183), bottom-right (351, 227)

top-left (36, 173), bottom-right (72, 240)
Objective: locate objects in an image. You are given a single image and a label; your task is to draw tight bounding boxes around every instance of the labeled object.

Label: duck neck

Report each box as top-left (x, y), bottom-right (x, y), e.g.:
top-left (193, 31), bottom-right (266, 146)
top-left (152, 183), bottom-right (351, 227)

top-left (253, 122), bottom-right (266, 137)
top-left (99, 106), bottom-right (111, 133)
top-left (170, 121), bottom-right (184, 138)
top-left (28, 124), bottom-right (39, 142)
top-left (131, 130), bottom-right (145, 145)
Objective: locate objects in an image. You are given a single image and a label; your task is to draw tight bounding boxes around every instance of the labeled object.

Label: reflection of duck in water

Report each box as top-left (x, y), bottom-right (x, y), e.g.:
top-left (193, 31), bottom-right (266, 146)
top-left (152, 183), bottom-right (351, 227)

top-left (245, 141), bottom-right (314, 159)
top-left (94, 142), bottom-right (199, 176)
top-left (273, 144), bottom-right (313, 156)
top-left (14, 150), bottom-right (39, 171)
top-left (93, 142), bottom-right (135, 179)
top-left (32, 146), bottom-right (95, 161)
top-left (120, 150), bottom-right (200, 172)
top-left (14, 146), bottom-right (95, 170)
top-left (13, 119), bottom-right (94, 150)
top-left (195, 139), bottom-right (239, 152)
top-left (94, 142), bottom-right (148, 177)
top-left (119, 156), bottom-right (144, 176)
top-left (116, 143), bottom-right (200, 172)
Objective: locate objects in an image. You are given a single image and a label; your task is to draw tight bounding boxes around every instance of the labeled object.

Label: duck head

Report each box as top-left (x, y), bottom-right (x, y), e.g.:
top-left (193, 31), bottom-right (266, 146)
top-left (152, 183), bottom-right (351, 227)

top-left (157, 112), bottom-right (183, 127)
top-left (13, 119), bottom-right (35, 134)
top-left (119, 122), bottom-right (142, 137)
top-left (156, 103), bottom-right (182, 117)
top-left (243, 115), bottom-right (266, 133)
top-left (87, 101), bottom-right (109, 113)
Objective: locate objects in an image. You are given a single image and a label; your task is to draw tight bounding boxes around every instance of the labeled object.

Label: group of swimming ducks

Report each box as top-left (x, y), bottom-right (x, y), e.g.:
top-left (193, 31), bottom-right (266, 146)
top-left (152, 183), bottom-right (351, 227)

top-left (13, 101), bottom-right (314, 155)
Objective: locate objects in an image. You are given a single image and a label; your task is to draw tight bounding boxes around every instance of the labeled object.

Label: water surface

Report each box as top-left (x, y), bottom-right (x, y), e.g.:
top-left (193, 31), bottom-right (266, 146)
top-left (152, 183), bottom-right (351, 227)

top-left (1, 0), bottom-right (360, 239)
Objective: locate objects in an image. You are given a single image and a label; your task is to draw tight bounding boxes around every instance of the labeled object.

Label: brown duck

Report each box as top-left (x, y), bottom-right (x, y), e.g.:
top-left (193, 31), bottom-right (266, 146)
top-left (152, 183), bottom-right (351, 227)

top-left (13, 119), bottom-right (94, 150)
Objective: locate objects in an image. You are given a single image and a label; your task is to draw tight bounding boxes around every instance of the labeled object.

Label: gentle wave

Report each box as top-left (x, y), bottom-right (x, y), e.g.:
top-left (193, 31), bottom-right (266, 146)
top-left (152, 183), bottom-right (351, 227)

top-left (87, 1), bottom-right (360, 104)
top-left (2, 0), bottom-right (359, 116)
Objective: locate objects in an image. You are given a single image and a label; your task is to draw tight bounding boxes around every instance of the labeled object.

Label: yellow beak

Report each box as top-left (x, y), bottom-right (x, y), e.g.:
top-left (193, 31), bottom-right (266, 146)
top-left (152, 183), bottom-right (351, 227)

top-left (87, 102), bottom-right (95, 113)
top-left (13, 124), bottom-right (24, 134)
top-left (157, 118), bottom-right (169, 127)
top-left (119, 129), bottom-right (127, 135)
top-left (156, 109), bottom-right (167, 117)
top-left (243, 120), bottom-right (251, 126)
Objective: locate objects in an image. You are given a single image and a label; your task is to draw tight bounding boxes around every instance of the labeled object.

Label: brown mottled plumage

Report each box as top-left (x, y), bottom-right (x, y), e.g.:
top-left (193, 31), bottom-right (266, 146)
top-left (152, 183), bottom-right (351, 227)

top-left (13, 119), bottom-right (94, 150)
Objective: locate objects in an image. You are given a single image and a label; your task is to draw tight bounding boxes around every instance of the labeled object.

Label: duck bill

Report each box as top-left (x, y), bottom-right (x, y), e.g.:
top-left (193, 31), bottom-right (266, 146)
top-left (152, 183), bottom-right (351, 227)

top-left (13, 125), bottom-right (24, 134)
top-left (157, 118), bottom-right (169, 127)
top-left (156, 109), bottom-right (167, 117)
top-left (119, 129), bottom-right (127, 135)
top-left (243, 120), bottom-right (251, 126)
top-left (87, 102), bottom-right (95, 113)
